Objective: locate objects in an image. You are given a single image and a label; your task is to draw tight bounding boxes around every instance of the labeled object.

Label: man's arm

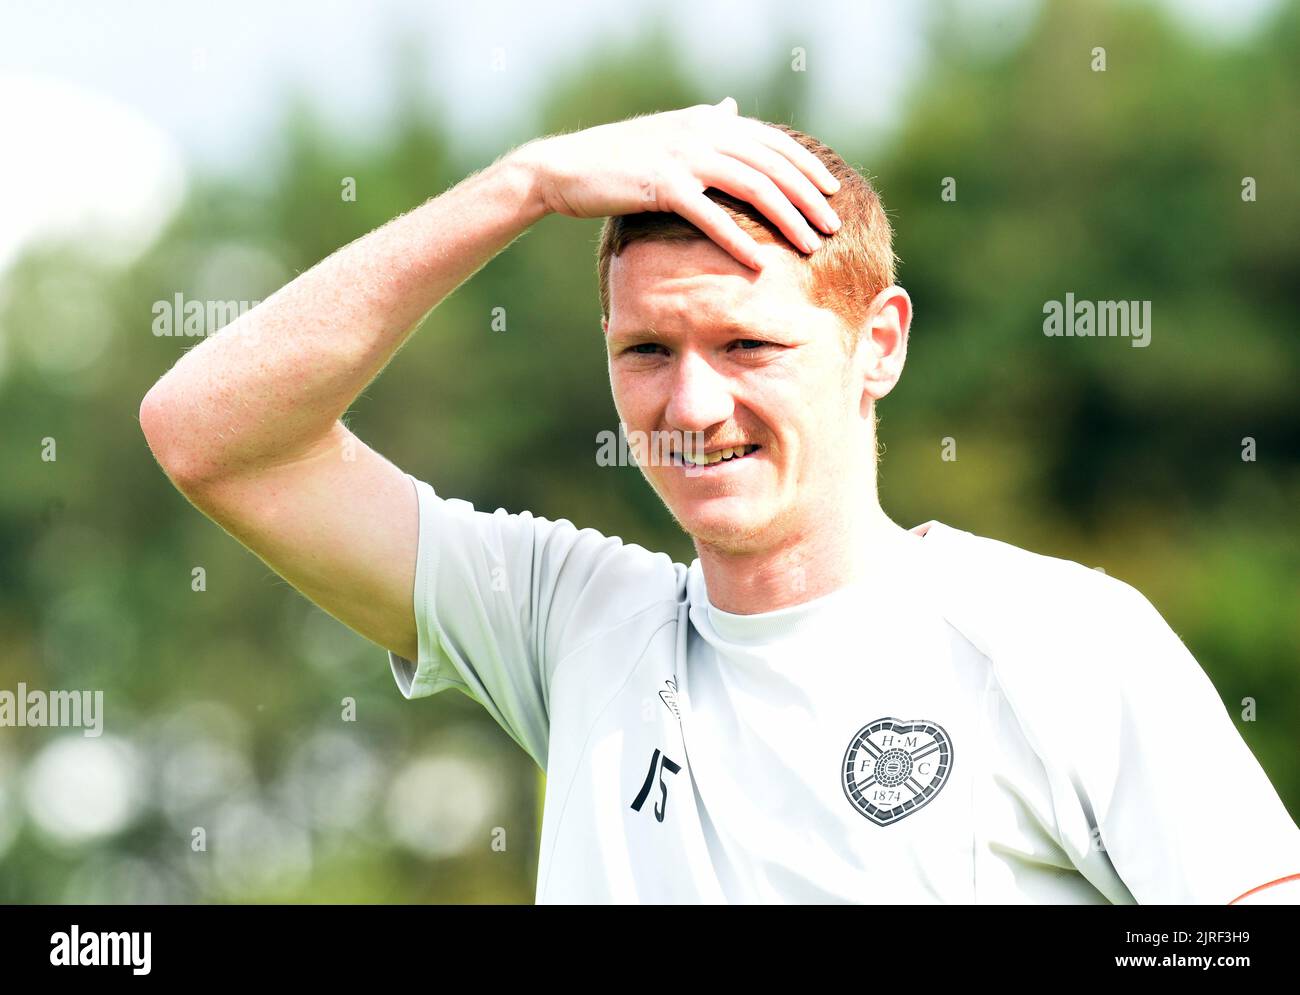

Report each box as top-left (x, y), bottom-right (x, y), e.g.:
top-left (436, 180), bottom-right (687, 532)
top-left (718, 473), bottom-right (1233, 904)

top-left (138, 98), bottom-right (841, 664)
top-left (139, 155), bottom-right (548, 662)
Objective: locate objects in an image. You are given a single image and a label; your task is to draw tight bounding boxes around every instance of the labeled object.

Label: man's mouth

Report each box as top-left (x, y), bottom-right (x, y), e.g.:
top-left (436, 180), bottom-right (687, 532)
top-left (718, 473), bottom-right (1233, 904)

top-left (670, 443), bottom-right (762, 469)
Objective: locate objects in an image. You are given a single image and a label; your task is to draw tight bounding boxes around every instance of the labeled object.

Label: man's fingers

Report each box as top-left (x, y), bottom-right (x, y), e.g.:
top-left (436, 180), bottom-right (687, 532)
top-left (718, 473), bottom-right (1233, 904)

top-left (715, 135), bottom-right (840, 234)
top-left (666, 189), bottom-right (766, 272)
top-left (739, 117), bottom-right (841, 196)
top-left (697, 155), bottom-right (822, 254)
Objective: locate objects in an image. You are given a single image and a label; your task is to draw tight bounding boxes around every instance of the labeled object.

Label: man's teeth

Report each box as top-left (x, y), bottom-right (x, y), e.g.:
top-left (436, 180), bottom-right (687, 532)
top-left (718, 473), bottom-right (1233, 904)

top-left (680, 444), bottom-right (758, 466)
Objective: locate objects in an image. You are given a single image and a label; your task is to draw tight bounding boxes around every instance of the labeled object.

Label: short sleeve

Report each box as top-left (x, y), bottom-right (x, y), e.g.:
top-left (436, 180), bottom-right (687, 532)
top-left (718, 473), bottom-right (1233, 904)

top-left (1086, 586), bottom-right (1300, 904)
top-left (387, 474), bottom-right (663, 772)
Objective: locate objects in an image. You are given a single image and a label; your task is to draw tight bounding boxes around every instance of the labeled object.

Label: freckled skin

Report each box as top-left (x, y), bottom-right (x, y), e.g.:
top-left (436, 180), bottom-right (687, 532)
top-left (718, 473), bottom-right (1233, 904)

top-left (603, 237), bottom-right (913, 613)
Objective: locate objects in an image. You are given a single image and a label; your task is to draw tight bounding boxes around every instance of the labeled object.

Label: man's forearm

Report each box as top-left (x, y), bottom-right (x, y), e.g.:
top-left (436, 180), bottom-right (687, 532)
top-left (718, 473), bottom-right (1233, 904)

top-left (140, 150), bottom-right (548, 483)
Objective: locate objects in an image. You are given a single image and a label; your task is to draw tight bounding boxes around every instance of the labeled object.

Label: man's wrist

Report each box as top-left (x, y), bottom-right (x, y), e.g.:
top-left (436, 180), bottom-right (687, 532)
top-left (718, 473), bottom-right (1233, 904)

top-left (499, 138), bottom-right (554, 226)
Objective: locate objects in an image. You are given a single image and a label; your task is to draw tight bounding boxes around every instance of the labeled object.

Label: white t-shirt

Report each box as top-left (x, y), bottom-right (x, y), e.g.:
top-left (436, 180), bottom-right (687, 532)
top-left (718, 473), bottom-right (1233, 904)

top-left (387, 474), bottom-right (1300, 904)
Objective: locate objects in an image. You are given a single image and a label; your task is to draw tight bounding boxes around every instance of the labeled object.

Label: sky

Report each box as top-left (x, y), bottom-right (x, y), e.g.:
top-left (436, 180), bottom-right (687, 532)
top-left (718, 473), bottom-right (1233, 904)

top-left (0, 0), bottom-right (1283, 272)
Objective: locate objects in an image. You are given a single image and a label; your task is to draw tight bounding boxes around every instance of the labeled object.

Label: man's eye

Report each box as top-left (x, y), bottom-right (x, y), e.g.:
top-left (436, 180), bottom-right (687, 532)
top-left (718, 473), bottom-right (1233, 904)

top-left (624, 340), bottom-right (772, 356)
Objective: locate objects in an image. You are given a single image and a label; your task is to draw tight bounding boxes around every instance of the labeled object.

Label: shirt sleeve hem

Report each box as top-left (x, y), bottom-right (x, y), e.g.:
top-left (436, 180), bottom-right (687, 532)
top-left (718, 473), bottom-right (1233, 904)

top-left (388, 648), bottom-right (469, 700)
top-left (386, 473), bottom-right (469, 700)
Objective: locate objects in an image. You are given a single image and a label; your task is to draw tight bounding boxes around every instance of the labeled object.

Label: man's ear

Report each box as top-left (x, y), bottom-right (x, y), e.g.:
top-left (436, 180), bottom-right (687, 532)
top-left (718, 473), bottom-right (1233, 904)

top-left (859, 285), bottom-right (911, 404)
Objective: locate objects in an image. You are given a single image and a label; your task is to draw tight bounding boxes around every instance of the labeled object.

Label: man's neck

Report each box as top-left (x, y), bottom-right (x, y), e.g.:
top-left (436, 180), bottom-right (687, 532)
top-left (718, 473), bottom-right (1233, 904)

top-left (692, 496), bottom-right (912, 616)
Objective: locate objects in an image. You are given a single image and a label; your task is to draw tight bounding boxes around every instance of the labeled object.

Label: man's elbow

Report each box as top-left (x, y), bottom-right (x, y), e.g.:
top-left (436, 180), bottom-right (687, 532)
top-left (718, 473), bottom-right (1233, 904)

top-left (139, 387), bottom-right (214, 491)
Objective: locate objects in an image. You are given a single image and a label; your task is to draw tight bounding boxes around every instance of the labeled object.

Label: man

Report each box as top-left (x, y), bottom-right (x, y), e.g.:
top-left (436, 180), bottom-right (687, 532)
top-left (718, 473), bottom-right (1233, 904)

top-left (140, 98), bottom-right (1300, 904)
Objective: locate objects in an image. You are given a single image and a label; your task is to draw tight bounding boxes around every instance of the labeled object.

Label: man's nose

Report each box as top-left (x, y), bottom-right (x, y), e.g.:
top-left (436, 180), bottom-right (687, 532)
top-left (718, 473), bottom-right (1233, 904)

top-left (664, 350), bottom-right (735, 432)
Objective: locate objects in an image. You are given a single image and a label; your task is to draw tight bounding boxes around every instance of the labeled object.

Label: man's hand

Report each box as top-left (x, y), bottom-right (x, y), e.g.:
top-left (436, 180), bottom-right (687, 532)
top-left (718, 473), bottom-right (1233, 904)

top-left (509, 97), bottom-right (842, 271)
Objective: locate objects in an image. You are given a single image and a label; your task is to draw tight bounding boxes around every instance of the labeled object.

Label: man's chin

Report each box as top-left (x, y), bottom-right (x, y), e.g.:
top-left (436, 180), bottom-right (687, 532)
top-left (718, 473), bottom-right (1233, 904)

top-left (673, 501), bottom-right (775, 553)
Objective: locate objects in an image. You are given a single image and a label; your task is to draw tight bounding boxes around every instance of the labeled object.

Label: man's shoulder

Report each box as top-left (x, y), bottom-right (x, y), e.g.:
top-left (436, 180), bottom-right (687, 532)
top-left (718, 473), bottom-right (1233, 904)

top-left (915, 519), bottom-right (1180, 703)
top-left (918, 523), bottom-right (1207, 809)
top-left (416, 478), bottom-right (687, 665)
top-left (524, 514), bottom-right (687, 661)
top-left (919, 520), bottom-right (1154, 622)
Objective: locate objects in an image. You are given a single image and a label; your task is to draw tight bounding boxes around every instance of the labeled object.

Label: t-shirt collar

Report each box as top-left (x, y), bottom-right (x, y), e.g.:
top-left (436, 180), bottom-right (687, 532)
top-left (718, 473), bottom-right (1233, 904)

top-left (690, 522), bottom-right (937, 645)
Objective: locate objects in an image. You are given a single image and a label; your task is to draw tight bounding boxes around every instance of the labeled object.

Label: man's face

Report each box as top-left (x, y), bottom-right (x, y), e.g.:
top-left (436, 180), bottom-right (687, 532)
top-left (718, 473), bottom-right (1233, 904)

top-left (604, 238), bottom-right (880, 556)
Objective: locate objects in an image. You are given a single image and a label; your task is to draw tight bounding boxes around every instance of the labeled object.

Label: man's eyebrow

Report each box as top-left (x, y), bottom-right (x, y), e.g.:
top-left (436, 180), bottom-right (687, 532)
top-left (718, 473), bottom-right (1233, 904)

top-left (608, 320), bottom-right (769, 344)
top-left (607, 325), bottom-right (665, 344)
top-left (716, 319), bottom-right (770, 337)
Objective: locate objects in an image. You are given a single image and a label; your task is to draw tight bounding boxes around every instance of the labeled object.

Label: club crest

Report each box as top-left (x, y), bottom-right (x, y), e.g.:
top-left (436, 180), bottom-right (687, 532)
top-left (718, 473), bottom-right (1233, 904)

top-left (842, 717), bottom-right (953, 826)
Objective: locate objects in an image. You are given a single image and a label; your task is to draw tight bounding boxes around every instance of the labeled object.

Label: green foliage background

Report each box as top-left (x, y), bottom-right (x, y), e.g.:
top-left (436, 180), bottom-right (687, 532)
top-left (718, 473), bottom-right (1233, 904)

top-left (0, 0), bottom-right (1296, 901)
